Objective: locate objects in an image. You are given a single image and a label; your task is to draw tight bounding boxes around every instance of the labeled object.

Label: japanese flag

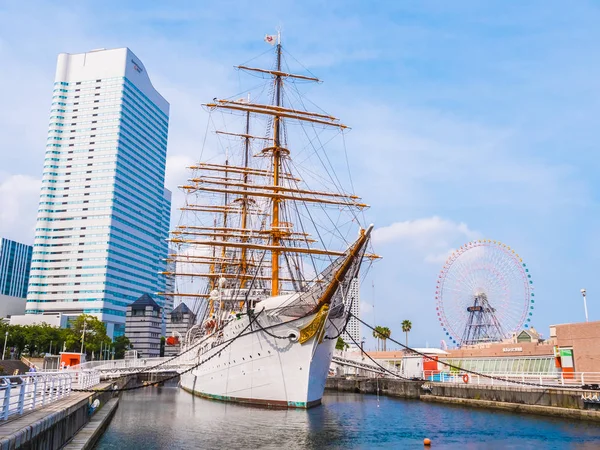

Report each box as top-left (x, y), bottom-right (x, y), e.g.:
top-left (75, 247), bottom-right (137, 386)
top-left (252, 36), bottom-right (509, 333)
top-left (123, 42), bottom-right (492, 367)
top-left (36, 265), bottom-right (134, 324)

top-left (264, 34), bottom-right (277, 46)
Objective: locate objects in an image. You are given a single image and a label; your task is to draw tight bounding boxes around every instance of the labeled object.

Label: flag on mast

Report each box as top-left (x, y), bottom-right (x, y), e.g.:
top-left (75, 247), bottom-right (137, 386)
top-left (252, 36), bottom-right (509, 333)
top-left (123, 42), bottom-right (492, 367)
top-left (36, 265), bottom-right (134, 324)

top-left (264, 34), bottom-right (277, 46)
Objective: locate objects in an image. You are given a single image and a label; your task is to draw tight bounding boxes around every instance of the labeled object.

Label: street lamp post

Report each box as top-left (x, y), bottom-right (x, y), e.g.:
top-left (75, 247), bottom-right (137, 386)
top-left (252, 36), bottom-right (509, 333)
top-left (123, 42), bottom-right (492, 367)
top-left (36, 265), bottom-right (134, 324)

top-left (581, 288), bottom-right (589, 322)
top-left (360, 336), bottom-right (365, 361)
top-left (80, 320), bottom-right (87, 354)
top-left (2, 332), bottom-right (8, 361)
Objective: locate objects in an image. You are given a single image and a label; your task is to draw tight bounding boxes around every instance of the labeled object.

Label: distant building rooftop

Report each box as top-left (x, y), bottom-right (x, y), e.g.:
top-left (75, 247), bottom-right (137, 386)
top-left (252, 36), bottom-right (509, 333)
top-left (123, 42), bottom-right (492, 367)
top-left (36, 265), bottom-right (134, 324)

top-left (129, 294), bottom-right (161, 312)
top-left (171, 302), bottom-right (192, 315)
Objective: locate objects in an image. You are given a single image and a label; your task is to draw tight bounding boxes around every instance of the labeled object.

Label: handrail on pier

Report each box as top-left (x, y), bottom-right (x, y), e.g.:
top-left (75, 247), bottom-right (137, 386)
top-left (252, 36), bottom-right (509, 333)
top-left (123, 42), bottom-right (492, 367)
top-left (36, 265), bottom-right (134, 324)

top-left (0, 372), bottom-right (74, 421)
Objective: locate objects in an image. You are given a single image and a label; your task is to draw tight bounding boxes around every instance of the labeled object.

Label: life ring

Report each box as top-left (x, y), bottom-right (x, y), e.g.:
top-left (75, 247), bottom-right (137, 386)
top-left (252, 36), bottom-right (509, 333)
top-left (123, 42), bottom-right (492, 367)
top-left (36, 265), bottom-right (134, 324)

top-left (462, 373), bottom-right (469, 384)
top-left (204, 319), bottom-right (216, 331)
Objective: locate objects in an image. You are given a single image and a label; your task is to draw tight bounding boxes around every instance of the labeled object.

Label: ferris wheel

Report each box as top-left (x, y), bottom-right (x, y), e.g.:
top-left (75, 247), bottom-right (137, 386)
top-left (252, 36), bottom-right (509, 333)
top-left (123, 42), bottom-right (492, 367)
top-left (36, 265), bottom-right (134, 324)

top-left (435, 240), bottom-right (535, 347)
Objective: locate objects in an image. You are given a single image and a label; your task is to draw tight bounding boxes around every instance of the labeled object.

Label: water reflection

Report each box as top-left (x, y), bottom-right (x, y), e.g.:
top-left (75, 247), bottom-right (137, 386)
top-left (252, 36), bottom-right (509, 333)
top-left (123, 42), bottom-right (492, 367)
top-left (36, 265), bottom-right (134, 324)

top-left (95, 386), bottom-right (600, 449)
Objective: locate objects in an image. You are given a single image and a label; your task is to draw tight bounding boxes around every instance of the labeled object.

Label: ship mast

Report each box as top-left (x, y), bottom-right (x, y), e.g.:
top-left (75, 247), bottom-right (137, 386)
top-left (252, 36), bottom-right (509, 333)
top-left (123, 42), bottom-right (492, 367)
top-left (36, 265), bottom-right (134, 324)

top-left (160, 35), bottom-right (376, 310)
top-left (271, 35), bottom-right (283, 296)
top-left (239, 109), bottom-right (251, 293)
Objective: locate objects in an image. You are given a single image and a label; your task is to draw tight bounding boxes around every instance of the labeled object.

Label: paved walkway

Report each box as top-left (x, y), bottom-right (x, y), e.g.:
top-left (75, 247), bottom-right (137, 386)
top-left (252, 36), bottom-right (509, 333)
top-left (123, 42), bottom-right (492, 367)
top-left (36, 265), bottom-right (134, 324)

top-left (0, 382), bottom-right (111, 450)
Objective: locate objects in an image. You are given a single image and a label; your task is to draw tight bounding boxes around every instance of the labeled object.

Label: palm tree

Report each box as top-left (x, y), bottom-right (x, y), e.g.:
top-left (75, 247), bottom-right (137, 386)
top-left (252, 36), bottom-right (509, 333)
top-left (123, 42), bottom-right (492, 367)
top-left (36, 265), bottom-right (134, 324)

top-left (401, 320), bottom-right (412, 348)
top-left (380, 327), bottom-right (391, 351)
top-left (372, 326), bottom-right (385, 351)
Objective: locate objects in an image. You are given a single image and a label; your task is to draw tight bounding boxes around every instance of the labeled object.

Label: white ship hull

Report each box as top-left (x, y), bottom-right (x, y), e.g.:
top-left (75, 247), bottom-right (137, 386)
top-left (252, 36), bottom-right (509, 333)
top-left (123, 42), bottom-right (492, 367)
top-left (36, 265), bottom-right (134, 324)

top-left (179, 307), bottom-right (343, 408)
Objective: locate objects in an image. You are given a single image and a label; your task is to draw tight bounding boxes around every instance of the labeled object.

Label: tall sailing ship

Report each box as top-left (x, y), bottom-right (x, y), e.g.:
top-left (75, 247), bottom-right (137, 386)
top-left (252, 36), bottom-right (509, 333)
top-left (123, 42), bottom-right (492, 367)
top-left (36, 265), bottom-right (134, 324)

top-left (161, 35), bottom-right (376, 408)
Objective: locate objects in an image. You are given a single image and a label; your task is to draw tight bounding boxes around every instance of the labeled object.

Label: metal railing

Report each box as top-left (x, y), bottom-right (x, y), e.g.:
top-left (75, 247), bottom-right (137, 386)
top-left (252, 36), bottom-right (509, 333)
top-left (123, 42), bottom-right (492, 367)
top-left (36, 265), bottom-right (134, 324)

top-left (422, 371), bottom-right (600, 388)
top-left (73, 357), bottom-right (172, 372)
top-left (72, 371), bottom-right (101, 389)
top-left (0, 372), bottom-right (73, 421)
top-left (70, 356), bottom-right (194, 378)
top-left (331, 350), bottom-right (403, 377)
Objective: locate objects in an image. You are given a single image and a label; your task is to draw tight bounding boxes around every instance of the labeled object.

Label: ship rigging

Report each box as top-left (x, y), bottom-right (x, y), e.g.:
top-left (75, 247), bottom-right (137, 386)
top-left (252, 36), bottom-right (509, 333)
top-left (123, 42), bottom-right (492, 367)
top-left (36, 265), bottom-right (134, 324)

top-left (159, 32), bottom-right (376, 331)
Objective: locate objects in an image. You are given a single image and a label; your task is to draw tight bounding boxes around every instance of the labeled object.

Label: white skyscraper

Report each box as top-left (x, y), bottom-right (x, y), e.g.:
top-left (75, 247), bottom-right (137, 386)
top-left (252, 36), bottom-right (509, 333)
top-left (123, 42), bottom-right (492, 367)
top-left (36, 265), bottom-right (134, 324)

top-left (342, 277), bottom-right (361, 348)
top-left (27, 48), bottom-right (171, 337)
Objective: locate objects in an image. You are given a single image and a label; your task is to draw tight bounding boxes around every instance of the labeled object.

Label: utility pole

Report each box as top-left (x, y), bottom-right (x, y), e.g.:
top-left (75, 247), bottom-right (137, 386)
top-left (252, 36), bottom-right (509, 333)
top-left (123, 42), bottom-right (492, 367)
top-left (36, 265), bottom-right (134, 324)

top-left (80, 320), bottom-right (87, 354)
top-left (2, 332), bottom-right (8, 361)
top-left (360, 337), bottom-right (365, 361)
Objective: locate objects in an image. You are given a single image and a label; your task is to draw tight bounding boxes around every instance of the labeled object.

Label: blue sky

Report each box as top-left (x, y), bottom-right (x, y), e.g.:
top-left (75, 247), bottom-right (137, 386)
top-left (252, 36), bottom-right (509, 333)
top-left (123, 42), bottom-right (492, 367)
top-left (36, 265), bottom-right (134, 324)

top-left (1, 1), bottom-right (599, 349)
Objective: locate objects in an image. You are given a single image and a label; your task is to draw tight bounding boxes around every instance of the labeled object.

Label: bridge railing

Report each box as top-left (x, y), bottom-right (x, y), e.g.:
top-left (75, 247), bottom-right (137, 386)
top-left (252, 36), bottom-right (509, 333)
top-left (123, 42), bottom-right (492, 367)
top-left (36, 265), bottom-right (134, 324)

top-left (72, 370), bottom-right (101, 389)
top-left (72, 357), bottom-right (173, 372)
top-left (0, 372), bottom-right (73, 421)
top-left (422, 371), bottom-right (600, 388)
top-left (332, 350), bottom-right (402, 377)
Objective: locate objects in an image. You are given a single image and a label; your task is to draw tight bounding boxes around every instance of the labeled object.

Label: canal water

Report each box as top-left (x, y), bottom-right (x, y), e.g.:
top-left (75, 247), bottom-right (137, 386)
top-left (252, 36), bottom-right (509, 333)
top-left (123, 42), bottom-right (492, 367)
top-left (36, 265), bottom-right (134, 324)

top-left (95, 386), bottom-right (600, 449)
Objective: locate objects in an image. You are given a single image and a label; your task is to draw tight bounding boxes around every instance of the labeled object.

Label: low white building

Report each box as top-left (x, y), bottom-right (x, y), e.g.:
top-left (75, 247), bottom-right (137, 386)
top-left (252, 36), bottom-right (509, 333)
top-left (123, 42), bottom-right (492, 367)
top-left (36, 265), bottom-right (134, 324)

top-left (0, 294), bottom-right (27, 319)
top-left (9, 312), bottom-right (68, 328)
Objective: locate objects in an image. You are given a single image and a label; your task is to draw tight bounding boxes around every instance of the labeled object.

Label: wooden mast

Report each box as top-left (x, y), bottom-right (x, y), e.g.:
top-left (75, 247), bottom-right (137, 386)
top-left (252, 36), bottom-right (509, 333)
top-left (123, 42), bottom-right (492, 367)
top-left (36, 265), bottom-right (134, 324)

top-left (239, 110), bottom-right (251, 297)
top-left (271, 36), bottom-right (283, 297)
top-left (158, 37), bottom-right (379, 308)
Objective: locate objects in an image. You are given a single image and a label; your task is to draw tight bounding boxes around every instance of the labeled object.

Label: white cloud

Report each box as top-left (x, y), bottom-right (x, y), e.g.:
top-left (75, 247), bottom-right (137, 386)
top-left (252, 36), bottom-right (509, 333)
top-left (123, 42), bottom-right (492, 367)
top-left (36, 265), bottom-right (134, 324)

top-left (373, 216), bottom-right (480, 264)
top-left (0, 175), bottom-right (41, 244)
top-left (165, 154), bottom-right (194, 192)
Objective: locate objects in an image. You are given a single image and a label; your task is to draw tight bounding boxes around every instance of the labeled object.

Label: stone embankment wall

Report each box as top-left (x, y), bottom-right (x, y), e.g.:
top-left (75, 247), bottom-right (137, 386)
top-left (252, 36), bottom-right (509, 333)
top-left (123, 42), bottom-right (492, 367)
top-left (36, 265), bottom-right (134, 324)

top-left (325, 377), bottom-right (600, 422)
top-left (325, 377), bottom-right (422, 399)
top-left (429, 383), bottom-right (584, 409)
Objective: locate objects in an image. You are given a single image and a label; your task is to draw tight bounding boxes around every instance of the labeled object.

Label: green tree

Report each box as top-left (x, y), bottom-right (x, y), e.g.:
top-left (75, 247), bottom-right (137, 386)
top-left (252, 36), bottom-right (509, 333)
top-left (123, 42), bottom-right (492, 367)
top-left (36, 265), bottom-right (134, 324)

top-left (0, 321), bottom-right (74, 359)
top-left (7, 325), bottom-right (27, 358)
top-left (401, 320), bottom-right (412, 348)
top-left (113, 335), bottom-right (131, 360)
top-left (67, 314), bottom-right (111, 359)
top-left (335, 337), bottom-right (349, 351)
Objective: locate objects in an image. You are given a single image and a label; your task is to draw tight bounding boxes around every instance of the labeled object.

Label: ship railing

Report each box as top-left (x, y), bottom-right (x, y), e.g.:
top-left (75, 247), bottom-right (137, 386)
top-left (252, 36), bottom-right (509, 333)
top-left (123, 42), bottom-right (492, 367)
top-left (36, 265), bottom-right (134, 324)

top-left (421, 370), bottom-right (600, 388)
top-left (0, 372), bottom-right (73, 421)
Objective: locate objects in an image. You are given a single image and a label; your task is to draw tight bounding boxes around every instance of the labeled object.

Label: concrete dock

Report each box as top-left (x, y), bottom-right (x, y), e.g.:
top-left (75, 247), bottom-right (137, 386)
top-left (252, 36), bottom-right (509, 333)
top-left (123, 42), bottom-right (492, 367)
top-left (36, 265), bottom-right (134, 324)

top-left (63, 397), bottom-right (119, 450)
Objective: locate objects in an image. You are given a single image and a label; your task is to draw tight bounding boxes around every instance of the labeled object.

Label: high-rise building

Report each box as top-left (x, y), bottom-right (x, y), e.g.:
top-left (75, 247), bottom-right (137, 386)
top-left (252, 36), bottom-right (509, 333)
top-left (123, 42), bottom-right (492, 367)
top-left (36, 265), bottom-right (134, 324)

top-left (0, 238), bottom-right (32, 299)
top-left (26, 48), bottom-right (171, 337)
top-left (342, 277), bottom-right (361, 348)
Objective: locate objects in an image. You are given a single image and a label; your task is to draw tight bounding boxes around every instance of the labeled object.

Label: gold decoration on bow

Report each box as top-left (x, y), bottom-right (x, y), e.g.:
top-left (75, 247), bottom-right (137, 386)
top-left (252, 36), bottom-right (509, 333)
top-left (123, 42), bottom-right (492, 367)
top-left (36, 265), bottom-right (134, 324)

top-left (299, 304), bottom-right (330, 344)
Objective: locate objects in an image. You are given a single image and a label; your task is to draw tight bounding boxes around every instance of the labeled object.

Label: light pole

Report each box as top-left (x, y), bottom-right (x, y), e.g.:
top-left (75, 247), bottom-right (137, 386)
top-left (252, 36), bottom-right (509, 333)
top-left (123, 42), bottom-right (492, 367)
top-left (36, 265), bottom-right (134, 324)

top-left (360, 336), bottom-right (365, 361)
top-left (581, 288), bottom-right (589, 322)
top-left (80, 320), bottom-right (87, 354)
top-left (2, 332), bottom-right (8, 361)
